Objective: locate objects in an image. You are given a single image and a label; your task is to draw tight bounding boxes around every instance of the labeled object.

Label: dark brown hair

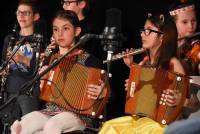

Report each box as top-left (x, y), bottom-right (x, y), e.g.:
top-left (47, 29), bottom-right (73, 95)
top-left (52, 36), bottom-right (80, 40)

top-left (18, 0), bottom-right (40, 14)
top-left (52, 10), bottom-right (80, 28)
top-left (147, 14), bottom-right (178, 69)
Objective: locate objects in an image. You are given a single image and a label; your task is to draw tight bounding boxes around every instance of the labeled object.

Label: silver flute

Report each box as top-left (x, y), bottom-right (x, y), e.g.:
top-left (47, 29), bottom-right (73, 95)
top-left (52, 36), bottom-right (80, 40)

top-left (103, 48), bottom-right (146, 64)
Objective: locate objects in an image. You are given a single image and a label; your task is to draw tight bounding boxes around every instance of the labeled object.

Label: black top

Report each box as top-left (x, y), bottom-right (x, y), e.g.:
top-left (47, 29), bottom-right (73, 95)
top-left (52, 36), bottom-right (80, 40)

top-left (2, 32), bottom-right (46, 94)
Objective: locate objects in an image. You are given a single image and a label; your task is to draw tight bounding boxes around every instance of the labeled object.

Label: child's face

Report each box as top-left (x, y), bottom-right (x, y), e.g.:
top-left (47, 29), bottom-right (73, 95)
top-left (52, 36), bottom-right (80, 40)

top-left (62, 0), bottom-right (82, 15)
top-left (16, 5), bottom-right (36, 29)
top-left (52, 18), bottom-right (79, 48)
top-left (140, 20), bottom-right (163, 50)
top-left (175, 9), bottom-right (197, 38)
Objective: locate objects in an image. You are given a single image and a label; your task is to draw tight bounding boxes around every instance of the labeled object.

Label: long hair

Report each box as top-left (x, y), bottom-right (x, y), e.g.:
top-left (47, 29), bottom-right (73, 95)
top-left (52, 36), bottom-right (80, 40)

top-left (147, 14), bottom-right (178, 69)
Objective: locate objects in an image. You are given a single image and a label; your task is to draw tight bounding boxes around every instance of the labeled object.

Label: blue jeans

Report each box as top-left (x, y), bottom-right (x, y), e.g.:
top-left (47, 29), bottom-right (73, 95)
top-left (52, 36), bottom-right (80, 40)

top-left (165, 118), bottom-right (200, 134)
top-left (17, 94), bottom-right (39, 115)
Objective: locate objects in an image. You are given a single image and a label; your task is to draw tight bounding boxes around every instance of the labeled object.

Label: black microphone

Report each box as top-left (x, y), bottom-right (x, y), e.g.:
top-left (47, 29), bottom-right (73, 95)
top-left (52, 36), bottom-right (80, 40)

top-left (85, 9), bottom-right (126, 50)
top-left (97, 8), bottom-right (126, 66)
top-left (101, 8), bottom-right (124, 53)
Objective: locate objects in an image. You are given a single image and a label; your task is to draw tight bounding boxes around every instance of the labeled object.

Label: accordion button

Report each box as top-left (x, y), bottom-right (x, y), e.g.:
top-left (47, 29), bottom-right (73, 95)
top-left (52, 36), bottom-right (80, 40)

top-left (189, 79), bottom-right (194, 83)
top-left (163, 103), bottom-right (166, 105)
top-left (92, 112), bottom-right (96, 116)
top-left (165, 95), bottom-right (168, 98)
top-left (159, 101), bottom-right (162, 105)
top-left (101, 70), bottom-right (105, 74)
top-left (177, 76), bottom-right (182, 81)
top-left (99, 115), bottom-right (103, 119)
top-left (161, 120), bottom-right (167, 125)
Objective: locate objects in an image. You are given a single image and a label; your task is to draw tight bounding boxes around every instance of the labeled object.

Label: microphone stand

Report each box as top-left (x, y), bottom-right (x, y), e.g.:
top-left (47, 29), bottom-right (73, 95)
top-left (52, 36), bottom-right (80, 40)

top-left (0, 37), bottom-right (26, 104)
top-left (32, 41), bottom-right (41, 77)
top-left (0, 37), bottom-right (26, 134)
top-left (105, 50), bottom-right (113, 79)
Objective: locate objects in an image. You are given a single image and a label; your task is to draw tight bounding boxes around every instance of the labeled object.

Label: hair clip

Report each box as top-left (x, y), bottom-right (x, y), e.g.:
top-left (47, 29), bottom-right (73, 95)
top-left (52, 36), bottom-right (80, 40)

top-left (159, 14), bottom-right (164, 23)
top-left (147, 13), bottom-right (152, 18)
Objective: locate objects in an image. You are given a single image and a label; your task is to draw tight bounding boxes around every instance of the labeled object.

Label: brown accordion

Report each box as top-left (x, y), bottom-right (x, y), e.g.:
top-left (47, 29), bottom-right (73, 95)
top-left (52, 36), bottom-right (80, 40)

top-left (40, 54), bottom-right (109, 118)
top-left (125, 64), bottom-right (189, 124)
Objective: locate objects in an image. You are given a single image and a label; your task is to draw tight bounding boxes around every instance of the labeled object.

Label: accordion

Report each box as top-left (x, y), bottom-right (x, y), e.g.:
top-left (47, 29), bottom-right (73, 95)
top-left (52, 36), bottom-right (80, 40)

top-left (125, 64), bottom-right (189, 125)
top-left (40, 54), bottom-right (109, 118)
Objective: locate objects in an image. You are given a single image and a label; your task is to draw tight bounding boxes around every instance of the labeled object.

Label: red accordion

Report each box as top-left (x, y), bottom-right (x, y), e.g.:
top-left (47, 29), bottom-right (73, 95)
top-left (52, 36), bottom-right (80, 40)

top-left (40, 54), bottom-right (109, 118)
top-left (125, 64), bottom-right (190, 124)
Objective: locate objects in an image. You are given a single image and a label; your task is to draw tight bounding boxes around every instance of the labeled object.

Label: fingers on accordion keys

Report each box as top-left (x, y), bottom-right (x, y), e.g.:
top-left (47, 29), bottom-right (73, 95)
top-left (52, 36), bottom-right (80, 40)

top-left (125, 79), bottom-right (129, 91)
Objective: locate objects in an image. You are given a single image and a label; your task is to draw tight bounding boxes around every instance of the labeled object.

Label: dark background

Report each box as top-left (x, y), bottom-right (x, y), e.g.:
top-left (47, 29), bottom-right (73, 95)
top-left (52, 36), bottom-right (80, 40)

top-left (1, 0), bottom-right (200, 58)
top-left (0, 0), bottom-right (200, 122)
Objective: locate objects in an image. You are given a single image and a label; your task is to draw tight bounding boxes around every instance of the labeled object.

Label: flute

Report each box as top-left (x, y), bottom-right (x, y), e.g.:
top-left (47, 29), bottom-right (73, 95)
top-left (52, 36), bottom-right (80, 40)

top-left (103, 48), bottom-right (146, 64)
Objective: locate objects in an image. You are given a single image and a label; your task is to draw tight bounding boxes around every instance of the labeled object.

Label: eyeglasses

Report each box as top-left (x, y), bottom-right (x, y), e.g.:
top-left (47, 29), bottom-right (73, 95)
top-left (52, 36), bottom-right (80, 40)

top-left (16, 10), bottom-right (33, 16)
top-left (140, 28), bottom-right (164, 36)
top-left (61, 0), bottom-right (78, 6)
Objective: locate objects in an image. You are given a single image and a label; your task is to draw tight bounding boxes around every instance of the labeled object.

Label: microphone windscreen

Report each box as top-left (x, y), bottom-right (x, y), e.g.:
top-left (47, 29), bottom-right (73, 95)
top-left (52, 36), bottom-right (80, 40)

top-left (105, 8), bottom-right (122, 32)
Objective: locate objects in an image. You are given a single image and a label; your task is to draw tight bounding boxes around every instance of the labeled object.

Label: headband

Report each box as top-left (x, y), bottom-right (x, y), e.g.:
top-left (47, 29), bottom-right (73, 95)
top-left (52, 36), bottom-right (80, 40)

top-left (169, 5), bottom-right (195, 16)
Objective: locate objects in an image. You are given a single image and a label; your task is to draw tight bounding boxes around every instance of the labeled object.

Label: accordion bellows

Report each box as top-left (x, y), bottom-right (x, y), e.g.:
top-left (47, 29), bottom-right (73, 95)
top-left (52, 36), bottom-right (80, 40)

top-left (125, 64), bottom-right (189, 125)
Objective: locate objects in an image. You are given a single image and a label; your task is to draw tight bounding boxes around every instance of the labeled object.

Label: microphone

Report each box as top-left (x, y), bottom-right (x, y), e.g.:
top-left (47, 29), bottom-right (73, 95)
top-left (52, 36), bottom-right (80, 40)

top-left (101, 8), bottom-right (124, 53)
top-left (98, 8), bottom-right (125, 67)
top-left (84, 9), bottom-right (126, 50)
